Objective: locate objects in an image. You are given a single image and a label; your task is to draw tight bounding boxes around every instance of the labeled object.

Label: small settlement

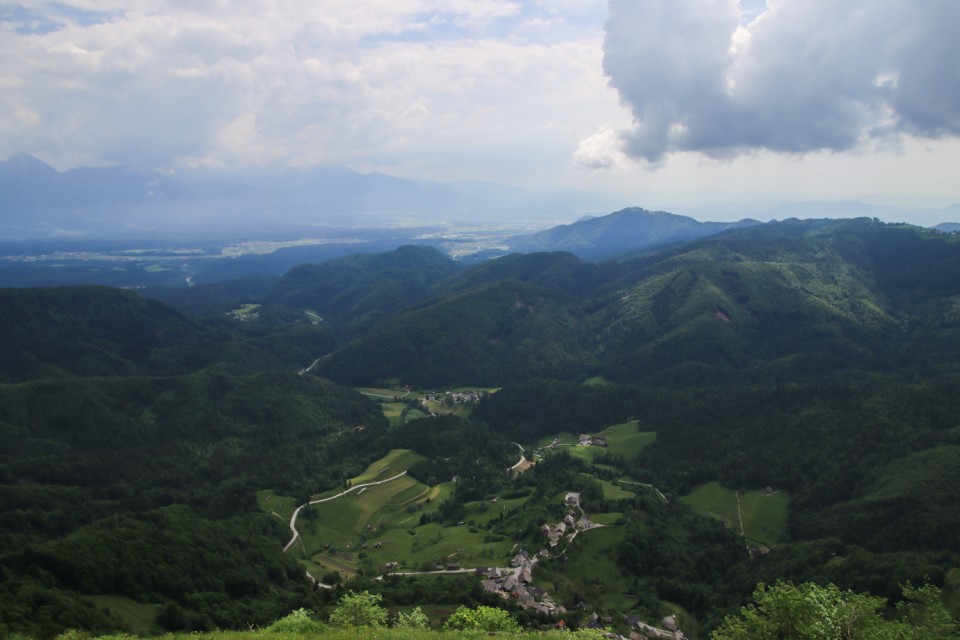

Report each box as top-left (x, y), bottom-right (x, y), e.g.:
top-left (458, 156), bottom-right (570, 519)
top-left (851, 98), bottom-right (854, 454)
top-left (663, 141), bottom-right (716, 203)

top-left (471, 489), bottom-right (687, 640)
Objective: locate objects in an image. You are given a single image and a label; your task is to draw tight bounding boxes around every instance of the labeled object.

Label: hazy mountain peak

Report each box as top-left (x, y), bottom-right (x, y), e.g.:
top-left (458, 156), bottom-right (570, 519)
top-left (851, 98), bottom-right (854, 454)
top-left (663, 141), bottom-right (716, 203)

top-left (504, 206), bottom-right (761, 260)
top-left (3, 152), bottom-right (59, 175)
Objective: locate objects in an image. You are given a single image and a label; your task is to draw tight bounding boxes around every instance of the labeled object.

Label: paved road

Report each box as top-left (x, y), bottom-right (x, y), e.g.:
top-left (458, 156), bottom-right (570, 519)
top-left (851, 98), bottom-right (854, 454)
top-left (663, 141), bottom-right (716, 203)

top-left (282, 471), bottom-right (409, 552)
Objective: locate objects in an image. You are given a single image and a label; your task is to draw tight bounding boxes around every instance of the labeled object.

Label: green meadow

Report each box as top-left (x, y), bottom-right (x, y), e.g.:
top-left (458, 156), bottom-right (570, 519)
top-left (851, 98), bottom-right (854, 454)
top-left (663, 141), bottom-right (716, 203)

top-left (347, 449), bottom-right (426, 486)
top-left (83, 595), bottom-right (162, 635)
top-left (679, 481), bottom-right (789, 545)
top-left (548, 422), bottom-right (656, 464)
top-left (356, 387), bottom-right (496, 426)
top-left (266, 450), bottom-right (515, 579)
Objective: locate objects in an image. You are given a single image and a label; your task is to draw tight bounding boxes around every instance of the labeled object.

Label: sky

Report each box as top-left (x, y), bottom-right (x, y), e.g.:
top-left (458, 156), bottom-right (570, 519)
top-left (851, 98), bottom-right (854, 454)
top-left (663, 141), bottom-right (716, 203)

top-left (2, 0), bottom-right (959, 222)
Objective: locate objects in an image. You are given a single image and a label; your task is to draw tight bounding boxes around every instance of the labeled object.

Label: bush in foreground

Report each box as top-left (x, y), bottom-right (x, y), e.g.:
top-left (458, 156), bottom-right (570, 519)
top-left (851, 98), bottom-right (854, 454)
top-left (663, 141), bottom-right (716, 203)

top-left (444, 605), bottom-right (519, 633)
top-left (328, 591), bottom-right (388, 629)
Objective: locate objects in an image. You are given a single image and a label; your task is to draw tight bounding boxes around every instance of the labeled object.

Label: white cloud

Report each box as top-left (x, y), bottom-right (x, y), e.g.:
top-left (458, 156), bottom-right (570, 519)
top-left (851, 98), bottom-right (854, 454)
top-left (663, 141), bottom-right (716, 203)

top-left (0, 0), bottom-right (622, 179)
top-left (599, 0), bottom-right (960, 163)
top-left (574, 127), bottom-right (628, 170)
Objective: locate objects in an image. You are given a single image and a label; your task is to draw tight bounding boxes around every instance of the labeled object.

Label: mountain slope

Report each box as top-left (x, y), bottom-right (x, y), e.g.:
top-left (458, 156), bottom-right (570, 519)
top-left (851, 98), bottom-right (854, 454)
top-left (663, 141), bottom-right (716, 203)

top-left (264, 245), bottom-right (461, 332)
top-left (317, 279), bottom-right (593, 387)
top-left (503, 207), bottom-right (760, 260)
top-left (311, 218), bottom-right (960, 387)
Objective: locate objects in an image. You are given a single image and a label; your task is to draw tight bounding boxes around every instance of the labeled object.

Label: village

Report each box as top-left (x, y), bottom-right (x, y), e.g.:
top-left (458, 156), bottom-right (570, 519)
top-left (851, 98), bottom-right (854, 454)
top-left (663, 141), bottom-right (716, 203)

top-left (394, 488), bottom-right (688, 640)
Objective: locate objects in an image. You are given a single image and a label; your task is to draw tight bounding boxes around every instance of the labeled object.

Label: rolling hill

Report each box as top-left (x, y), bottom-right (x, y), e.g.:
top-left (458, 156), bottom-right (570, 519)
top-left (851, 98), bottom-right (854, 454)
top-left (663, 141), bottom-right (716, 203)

top-left (3, 216), bottom-right (960, 637)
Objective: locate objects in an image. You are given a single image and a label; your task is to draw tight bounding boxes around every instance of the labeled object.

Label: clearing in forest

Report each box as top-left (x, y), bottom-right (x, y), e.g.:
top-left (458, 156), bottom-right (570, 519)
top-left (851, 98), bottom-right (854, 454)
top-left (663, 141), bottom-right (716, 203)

top-left (680, 481), bottom-right (789, 545)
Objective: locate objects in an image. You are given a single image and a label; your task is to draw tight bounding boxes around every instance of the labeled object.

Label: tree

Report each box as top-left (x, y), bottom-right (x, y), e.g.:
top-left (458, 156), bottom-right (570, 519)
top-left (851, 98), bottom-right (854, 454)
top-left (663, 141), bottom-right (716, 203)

top-left (328, 590), bottom-right (388, 628)
top-left (263, 608), bottom-right (324, 634)
top-left (444, 605), bottom-right (519, 632)
top-left (394, 606), bottom-right (429, 629)
top-left (711, 580), bottom-right (959, 640)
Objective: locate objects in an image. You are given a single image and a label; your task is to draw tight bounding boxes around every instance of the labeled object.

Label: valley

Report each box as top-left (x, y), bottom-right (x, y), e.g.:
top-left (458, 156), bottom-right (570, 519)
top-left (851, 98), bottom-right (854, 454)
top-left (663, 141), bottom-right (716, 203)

top-left (2, 213), bottom-right (960, 638)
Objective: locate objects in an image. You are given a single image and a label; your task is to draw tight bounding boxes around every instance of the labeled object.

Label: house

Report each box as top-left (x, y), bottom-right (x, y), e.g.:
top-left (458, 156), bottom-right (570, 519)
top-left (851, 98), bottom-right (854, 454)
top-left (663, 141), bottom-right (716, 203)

top-left (565, 492), bottom-right (581, 508)
top-left (519, 566), bottom-right (533, 583)
top-left (384, 562), bottom-right (399, 571)
top-left (663, 615), bottom-right (678, 632)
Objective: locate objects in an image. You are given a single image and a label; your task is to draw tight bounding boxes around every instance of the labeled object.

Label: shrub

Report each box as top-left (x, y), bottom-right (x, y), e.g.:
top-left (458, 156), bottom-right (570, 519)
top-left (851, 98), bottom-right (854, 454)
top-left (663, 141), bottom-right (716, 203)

top-left (444, 605), bottom-right (519, 632)
top-left (394, 606), bottom-right (429, 629)
top-left (263, 608), bottom-right (325, 634)
top-left (329, 590), bottom-right (388, 628)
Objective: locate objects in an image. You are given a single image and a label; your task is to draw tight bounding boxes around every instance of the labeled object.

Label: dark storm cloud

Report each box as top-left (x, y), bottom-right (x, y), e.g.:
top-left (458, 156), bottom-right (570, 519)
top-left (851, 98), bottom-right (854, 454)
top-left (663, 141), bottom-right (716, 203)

top-left (602, 0), bottom-right (960, 163)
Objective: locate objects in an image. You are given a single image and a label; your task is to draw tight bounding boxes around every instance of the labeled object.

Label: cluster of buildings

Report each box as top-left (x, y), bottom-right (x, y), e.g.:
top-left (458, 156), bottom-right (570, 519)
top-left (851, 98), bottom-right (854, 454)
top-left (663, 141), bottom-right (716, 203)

top-left (422, 390), bottom-right (486, 406)
top-left (626, 614), bottom-right (687, 639)
top-left (578, 433), bottom-right (608, 447)
top-left (475, 550), bottom-right (564, 617)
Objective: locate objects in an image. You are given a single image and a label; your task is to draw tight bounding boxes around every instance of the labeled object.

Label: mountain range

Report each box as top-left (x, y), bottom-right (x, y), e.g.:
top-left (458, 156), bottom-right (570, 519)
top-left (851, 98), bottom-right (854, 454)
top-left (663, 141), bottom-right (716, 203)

top-left (2, 209), bottom-right (960, 637)
top-left (0, 153), bottom-right (623, 239)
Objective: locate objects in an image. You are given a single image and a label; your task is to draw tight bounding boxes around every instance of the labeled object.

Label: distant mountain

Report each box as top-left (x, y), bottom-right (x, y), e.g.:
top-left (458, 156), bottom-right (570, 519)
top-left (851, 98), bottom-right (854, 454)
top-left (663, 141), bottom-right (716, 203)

top-left (263, 245), bottom-right (461, 332)
top-left (0, 154), bottom-right (271, 238)
top-left (503, 206), bottom-right (761, 260)
top-left (0, 153), bottom-right (624, 239)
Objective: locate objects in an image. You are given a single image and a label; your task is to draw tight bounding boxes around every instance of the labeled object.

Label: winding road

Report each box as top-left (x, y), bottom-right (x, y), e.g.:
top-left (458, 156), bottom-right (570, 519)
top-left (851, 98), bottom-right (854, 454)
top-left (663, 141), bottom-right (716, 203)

top-left (282, 471), bottom-right (409, 553)
top-left (508, 442), bottom-right (527, 472)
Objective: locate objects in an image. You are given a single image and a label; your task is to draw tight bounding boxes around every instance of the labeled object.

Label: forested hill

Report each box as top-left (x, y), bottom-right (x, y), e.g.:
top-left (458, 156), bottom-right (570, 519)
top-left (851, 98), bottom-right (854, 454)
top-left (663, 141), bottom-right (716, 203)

top-left (502, 206), bottom-right (761, 260)
top-left (0, 285), bottom-right (347, 382)
top-left (310, 218), bottom-right (960, 387)
top-left (3, 217), bottom-right (960, 638)
top-left (0, 286), bottom-right (211, 381)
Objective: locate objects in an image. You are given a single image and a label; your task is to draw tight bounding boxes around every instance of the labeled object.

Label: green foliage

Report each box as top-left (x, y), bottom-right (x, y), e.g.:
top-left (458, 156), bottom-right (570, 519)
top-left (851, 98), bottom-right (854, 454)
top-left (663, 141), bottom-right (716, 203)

top-left (329, 591), bottom-right (388, 628)
top-left (263, 608), bottom-right (325, 634)
top-left (711, 581), bottom-right (959, 640)
top-left (393, 606), bottom-right (429, 629)
top-left (444, 605), bottom-right (519, 632)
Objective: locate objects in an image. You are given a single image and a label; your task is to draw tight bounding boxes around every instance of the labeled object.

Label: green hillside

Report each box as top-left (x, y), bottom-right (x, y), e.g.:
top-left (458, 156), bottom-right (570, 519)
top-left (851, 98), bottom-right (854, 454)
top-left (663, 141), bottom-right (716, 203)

top-left (4, 218), bottom-right (960, 637)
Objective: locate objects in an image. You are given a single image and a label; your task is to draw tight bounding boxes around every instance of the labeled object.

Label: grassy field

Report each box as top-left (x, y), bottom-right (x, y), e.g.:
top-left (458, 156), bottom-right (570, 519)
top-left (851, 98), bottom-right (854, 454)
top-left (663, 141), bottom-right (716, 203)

top-left (256, 489), bottom-right (299, 523)
top-left (463, 494), bottom-right (531, 527)
top-left (228, 303), bottom-right (261, 319)
top-left (348, 449), bottom-right (426, 486)
top-left (86, 630), bottom-right (602, 640)
top-left (84, 595), bottom-right (162, 635)
top-left (269, 449), bottom-right (517, 579)
top-left (548, 422), bottom-right (656, 465)
top-left (356, 387), bottom-right (496, 426)
top-left (679, 481), bottom-right (789, 545)
top-left (536, 525), bottom-right (631, 609)
top-left (945, 567), bottom-right (960, 616)
top-left (592, 476), bottom-right (636, 500)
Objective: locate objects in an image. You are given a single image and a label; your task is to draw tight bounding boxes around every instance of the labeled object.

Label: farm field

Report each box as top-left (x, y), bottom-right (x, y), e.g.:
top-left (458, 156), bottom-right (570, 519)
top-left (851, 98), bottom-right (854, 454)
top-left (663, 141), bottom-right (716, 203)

top-left (256, 489), bottom-right (299, 523)
top-left (679, 481), bottom-right (789, 545)
top-left (541, 422), bottom-right (656, 463)
top-left (266, 449), bottom-right (515, 580)
top-left (535, 525), bottom-right (632, 609)
top-left (347, 449), bottom-right (425, 486)
top-left (592, 476), bottom-right (636, 500)
top-left (356, 387), bottom-right (496, 426)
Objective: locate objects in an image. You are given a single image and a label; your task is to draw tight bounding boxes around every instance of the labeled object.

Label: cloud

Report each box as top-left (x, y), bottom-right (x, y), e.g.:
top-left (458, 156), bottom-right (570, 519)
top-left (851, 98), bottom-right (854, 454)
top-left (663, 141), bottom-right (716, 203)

top-left (0, 0), bottom-right (619, 180)
top-left (600, 0), bottom-right (960, 163)
top-left (573, 127), bottom-right (628, 170)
